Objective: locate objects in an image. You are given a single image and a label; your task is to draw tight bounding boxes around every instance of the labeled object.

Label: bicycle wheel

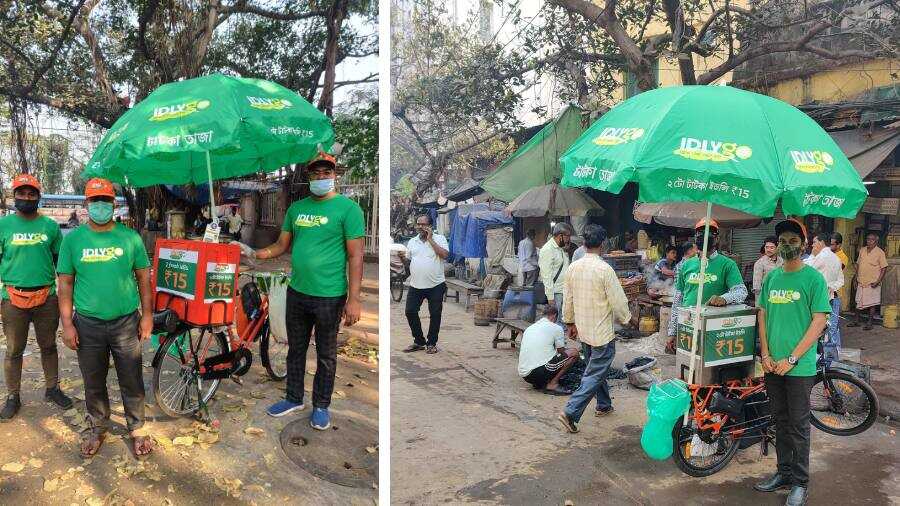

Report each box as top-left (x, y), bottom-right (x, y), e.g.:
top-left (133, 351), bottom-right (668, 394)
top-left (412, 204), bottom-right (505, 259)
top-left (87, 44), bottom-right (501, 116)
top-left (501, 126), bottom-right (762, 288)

top-left (672, 411), bottom-right (740, 477)
top-left (152, 328), bottom-right (229, 418)
top-left (810, 371), bottom-right (878, 436)
top-left (391, 280), bottom-right (404, 302)
top-left (260, 322), bottom-right (288, 381)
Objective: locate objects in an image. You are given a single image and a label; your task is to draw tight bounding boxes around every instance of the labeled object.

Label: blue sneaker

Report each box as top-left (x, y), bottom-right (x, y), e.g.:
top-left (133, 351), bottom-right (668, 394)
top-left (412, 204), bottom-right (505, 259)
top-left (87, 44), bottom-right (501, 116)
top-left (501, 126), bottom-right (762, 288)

top-left (310, 407), bottom-right (331, 430)
top-left (266, 399), bottom-right (304, 417)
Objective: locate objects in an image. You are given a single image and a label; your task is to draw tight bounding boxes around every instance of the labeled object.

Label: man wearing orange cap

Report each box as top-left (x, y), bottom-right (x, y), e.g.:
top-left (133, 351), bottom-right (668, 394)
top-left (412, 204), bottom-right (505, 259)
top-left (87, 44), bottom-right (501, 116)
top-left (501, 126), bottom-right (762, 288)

top-left (0, 174), bottom-right (72, 421)
top-left (668, 218), bottom-right (748, 350)
top-left (56, 178), bottom-right (154, 457)
top-left (238, 153), bottom-right (364, 431)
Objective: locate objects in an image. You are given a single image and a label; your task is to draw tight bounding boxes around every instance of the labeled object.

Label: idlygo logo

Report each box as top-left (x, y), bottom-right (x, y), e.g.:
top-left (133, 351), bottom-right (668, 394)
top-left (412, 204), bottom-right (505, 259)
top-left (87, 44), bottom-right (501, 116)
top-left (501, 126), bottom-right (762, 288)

top-left (294, 214), bottom-right (329, 228)
top-left (790, 150), bottom-right (834, 173)
top-left (10, 233), bottom-right (48, 246)
top-left (721, 318), bottom-right (738, 328)
top-left (170, 250), bottom-right (186, 260)
top-left (150, 100), bottom-right (211, 122)
top-left (674, 137), bottom-right (753, 162)
top-left (213, 263), bottom-right (230, 273)
top-left (81, 247), bottom-right (125, 263)
top-left (592, 127), bottom-right (644, 146)
top-left (247, 96), bottom-right (293, 111)
top-left (687, 272), bottom-right (719, 284)
top-left (768, 289), bottom-right (802, 304)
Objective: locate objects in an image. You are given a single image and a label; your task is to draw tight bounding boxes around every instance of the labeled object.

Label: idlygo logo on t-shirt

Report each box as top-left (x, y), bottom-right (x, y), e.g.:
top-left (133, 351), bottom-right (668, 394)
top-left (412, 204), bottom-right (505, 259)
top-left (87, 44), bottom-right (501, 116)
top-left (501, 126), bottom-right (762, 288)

top-left (789, 150), bottom-right (834, 173)
top-left (768, 289), bottom-right (802, 304)
top-left (294, 214), bottom-right (330, 228)
top-left (592, 127), bottom-right (644, 146)
top-left (687, 272), bottom-right (718, 284)
top-left (10, 233), bottom-right (49, 246)
top-left (674, 138), bottom-right (753, 162)
top-left (81, 246), bottom-right (125, 263)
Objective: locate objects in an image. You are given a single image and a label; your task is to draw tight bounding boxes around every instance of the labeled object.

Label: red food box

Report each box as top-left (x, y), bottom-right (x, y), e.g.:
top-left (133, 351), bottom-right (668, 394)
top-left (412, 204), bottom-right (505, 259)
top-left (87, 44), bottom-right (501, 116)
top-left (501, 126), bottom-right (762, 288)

top-left (152, 239), bottom-right (240, 326)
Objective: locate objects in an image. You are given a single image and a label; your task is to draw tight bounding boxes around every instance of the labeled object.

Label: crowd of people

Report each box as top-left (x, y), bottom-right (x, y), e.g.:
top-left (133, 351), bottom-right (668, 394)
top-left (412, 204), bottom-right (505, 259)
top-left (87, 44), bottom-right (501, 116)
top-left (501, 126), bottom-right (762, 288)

top-left (395, 212), bottom-right (889, 506)
top-left (0, 153), bottom-right (365, 457)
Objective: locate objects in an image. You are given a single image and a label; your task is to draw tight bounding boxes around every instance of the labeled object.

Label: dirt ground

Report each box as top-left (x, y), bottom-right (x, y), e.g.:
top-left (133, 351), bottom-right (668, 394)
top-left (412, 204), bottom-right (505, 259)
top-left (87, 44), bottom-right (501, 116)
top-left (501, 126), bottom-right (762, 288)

top-left (391, 297), bottom-right (899, 505)
top-left (0, 260), bottom-right (379, 505)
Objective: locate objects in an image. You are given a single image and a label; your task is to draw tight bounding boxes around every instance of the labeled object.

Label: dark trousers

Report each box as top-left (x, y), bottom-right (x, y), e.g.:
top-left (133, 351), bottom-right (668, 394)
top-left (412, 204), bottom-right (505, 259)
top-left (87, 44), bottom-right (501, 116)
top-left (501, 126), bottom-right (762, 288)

top-left (765, 373), bottom-right (815, 487)
top-left (73, 311), bottom-right (144, 433)
top-left (285, 288), bottom-right (345, 409)
top-left (1, 295), bottom-right (60, 395)
top-left (405, 283), bottom-right (446, 346)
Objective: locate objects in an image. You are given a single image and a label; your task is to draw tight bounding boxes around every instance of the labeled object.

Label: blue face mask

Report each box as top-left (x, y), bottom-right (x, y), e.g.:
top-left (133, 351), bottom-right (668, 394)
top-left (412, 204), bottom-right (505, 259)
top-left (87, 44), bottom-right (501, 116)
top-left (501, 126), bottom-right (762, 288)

top-left (88, 201), bottom-right (114, 224)
top-left (309, 178), bottom-right (335, 197)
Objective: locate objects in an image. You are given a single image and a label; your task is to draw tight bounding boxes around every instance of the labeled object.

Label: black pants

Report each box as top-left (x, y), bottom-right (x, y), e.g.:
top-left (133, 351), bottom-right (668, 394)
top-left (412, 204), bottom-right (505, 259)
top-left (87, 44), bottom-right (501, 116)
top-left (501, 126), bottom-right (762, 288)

top-left (285, 288), bottom-right (345, 409)
top-left (405, 283), bottom-right (446, 346)
top-left (73, 311), bottom-right (144, 433)
top-left (765, 373), bottom-right (816, 487)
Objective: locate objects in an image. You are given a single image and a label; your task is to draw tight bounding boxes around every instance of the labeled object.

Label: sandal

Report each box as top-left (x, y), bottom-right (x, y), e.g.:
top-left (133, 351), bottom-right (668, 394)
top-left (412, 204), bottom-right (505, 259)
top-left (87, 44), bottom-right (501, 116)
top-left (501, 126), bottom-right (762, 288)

top-left (80, 431), bottom-right (106, 458)
top-left (132, 435), bottom-right (154, 457)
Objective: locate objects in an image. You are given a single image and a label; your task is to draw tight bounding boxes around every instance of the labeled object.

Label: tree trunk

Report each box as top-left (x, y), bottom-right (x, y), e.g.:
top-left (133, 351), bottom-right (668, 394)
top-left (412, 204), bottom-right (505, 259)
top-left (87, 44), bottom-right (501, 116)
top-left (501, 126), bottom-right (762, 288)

top-left (318, 0), bottom-right (348, 117)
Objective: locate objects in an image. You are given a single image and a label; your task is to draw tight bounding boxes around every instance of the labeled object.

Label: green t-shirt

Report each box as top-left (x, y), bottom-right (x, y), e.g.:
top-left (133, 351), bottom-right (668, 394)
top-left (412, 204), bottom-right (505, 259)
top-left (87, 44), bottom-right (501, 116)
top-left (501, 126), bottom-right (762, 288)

top-left (281, 194), bottom-right (365, 297)
top-left (56, 223), bottom-right (151, 320)
top-left (758, 265), bottom-right (831, 377)
top-left (675, 253), bottom-right (744, 307)
top-left (0, 214), bottom-right (62, 298)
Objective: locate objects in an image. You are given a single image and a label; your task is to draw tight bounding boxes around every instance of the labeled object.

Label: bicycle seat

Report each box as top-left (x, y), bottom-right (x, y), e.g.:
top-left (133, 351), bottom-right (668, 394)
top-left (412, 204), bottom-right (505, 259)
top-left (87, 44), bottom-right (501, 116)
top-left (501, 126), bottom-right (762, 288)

top-left (152, 309), bottom-right (181, 334)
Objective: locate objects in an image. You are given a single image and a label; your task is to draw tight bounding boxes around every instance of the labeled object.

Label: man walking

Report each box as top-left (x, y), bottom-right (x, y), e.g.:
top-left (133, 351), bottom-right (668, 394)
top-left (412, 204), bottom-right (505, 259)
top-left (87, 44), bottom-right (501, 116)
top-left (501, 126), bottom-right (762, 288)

top-left (517, 229), bottom-right (539, 286)
top-left (805, 233), bottom-right (844, 359)
top-left (753, 236), bottom-right (783, 297)
top-left (754, 218), bottom-right (831, 506)
top-left (245, 153), bottom-right (364, 431)
top-left (57, 178), bottom-right (154, 457)
top-left (539, 223), bottom-right (572, 327)
top-left (0, 174), bottom-right (73, 421)
top-left (557, 225), bottom-right (636, 433)
top-left (401, 214), bottom-right (449, 354)
top-left (849, 232), bottom-right (888, 330)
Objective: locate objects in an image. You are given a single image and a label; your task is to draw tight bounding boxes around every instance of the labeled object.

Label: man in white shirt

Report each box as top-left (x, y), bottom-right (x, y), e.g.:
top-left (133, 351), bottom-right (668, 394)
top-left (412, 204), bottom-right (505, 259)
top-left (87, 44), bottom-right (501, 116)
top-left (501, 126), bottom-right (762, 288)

top-left (753, 236), bottom-right (783, 297)
top-left (517, 305), bottom-right (578, 395)
top-left (401, 214), bottom-right (450, 354)
top-left (518, 229), bottom-right (539, 286)
top-left (804, 232), bottom-right (844, 359)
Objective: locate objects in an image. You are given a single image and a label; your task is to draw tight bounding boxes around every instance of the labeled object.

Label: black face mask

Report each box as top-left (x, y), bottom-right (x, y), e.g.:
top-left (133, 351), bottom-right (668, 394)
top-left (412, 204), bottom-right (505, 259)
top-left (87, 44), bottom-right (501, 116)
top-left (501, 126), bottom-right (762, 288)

top-left (14, 198), bottom-right (39, 214)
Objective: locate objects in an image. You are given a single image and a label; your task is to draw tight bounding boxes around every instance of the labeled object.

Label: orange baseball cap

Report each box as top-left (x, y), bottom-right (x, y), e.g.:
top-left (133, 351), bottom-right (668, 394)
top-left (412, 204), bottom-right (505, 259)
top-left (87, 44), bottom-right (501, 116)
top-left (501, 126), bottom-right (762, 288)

top-left (307, 151), bottom-right (336, 170)
top-left (775, 217), bottom-right (807, 243)
top-left (694, 218), bottom-right (720, 231)
top-left (12, 173), bottom-right (41, 193)
top-left (84, 178), bottom-right (116, 198)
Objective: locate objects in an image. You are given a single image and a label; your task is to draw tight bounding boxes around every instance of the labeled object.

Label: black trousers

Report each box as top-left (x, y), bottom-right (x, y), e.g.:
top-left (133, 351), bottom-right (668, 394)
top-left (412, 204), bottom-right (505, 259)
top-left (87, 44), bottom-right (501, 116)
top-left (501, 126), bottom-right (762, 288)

top-left (73, 311), bottom-right (144, 433)
top-left (285, 288), bottom-right (346, 409)
top-left (764, 373), bottom-right (816, 487)
top-left (405, 283), bottom-right (446, 346)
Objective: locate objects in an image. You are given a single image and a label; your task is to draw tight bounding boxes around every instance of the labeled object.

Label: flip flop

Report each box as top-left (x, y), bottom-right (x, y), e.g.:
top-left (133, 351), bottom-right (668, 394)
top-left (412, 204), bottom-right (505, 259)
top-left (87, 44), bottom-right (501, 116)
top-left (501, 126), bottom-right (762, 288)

top-left (80, 431), bottom-right (106, 458)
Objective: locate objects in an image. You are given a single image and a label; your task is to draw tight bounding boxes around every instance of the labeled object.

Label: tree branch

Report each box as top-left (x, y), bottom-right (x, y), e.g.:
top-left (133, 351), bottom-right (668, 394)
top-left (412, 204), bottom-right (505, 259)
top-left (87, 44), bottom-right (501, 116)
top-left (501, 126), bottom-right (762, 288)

top-left (221, 1), bottom-right (326, 21)
top-left (23, 0), bottom-right (87, 94)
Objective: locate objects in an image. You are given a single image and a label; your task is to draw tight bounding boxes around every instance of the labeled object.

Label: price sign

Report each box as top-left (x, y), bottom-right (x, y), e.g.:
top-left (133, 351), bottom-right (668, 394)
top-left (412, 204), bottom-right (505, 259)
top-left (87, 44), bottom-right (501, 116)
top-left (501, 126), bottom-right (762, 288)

top-left (675, 311), bottom-right (756, 366)
top-left (204, 262), bottom-right (237, 303)
top-left (156, 248), bottom-right (198, 299)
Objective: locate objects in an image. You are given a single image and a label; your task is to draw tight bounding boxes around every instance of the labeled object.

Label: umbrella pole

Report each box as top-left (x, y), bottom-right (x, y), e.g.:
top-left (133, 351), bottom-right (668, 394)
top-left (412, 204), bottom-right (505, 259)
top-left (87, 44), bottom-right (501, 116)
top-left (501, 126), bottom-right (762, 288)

top-left (206, 150), bottom-right (216, 228)
top-left (684, 200), bottom-right (712, 423)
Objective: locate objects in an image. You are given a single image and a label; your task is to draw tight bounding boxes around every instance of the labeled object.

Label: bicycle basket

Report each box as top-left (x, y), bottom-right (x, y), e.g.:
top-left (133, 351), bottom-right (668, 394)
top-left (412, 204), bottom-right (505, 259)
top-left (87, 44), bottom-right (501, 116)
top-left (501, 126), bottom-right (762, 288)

top-left (241, 282), bottom-right (262, 318)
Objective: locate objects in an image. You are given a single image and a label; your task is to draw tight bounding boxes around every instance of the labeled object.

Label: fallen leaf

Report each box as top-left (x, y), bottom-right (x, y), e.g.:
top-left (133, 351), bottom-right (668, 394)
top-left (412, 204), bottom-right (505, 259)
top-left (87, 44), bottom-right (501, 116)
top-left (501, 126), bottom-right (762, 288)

top-left (263, 453), bottom-right (276, 467)
top-left (29, 458), bottom-right (44, 468)
top-left (155, 436), bottom-right (173, 449)
top-left (197, 432), bottom-right (219, 445)
top-left (365, 446), bottom-right (377, 454)
top-left (2, 462), bottom-right (24, 473)
top-left (172, 436), bottom-right (194, 447)
top-left (333, 390), bottom-right (347, 399)
top-left (243, 427), bottom-right (265, 436)
top-left (85, 498), bottom-right (103, 506)
top-left (43, 477), bottom-right (59, 492)
top-left (231, 410), bottom-right (249, 422)
top-left (249, 390), bottom-right (266, 399)
top-left (75, 483), bottom-right (94, 497)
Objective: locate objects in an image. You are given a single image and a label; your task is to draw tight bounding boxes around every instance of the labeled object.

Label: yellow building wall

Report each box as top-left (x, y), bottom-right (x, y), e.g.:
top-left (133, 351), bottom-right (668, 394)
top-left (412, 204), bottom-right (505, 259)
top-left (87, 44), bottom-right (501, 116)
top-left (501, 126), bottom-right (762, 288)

top-left (834, 215), bottom-right (867, 311)
top-left (763, 59), bottom-right (900, 105)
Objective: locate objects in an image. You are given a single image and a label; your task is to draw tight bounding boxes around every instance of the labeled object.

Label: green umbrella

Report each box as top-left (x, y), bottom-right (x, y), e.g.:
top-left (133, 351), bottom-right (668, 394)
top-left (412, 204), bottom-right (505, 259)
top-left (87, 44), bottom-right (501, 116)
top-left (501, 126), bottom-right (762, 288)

top-left (559, 85), bottom-right (867, 389)
top-left (83, 73), bottom-right (333, 212)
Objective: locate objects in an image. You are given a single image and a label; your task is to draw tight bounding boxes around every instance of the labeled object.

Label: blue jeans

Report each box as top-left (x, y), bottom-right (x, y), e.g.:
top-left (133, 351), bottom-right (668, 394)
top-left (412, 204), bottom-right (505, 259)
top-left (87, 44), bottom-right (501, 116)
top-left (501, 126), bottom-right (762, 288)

top-left (824, 296), bottom-right (841, 361)
top-left (553, 293), bottom-right (565, 331)
top-left (565, 340), bottom-right (616, 422)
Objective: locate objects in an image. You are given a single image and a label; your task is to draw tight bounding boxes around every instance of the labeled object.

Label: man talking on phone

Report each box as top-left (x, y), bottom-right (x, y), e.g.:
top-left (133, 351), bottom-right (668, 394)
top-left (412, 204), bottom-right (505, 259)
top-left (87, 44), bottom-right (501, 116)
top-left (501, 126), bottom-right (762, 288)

top-left (401, 214), bottom-right (449, 354)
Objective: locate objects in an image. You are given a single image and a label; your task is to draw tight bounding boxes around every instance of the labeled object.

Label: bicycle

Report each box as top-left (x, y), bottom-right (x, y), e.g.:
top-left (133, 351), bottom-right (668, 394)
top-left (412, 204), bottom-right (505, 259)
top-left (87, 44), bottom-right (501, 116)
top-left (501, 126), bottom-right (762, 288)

top-left (390, 263), bottom-right (409, 302)
top-left (671, 338), bottom-right (879, 477)
top-left (150, 270), bottom-right (288, 418)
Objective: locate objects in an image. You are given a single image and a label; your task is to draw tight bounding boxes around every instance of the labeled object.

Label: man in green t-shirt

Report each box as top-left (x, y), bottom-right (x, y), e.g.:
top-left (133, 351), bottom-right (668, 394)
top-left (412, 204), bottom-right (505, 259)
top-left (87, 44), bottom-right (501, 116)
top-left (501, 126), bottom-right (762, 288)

top-left (0, 173), bottom-right (73, 421)
top-left (241, 153), bottom-right (364, 431)
top-left (667, 219), bottom-right (747, 351)
top-left (57, 178), bottom-right (154, 458)
top-left (753, 218), bottom-right (830, 506)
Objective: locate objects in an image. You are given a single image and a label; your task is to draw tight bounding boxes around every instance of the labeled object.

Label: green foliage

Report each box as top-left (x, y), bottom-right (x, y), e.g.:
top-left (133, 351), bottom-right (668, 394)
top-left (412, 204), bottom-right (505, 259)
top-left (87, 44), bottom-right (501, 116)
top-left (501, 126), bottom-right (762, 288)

top-left (334, 100), bottom-right (378, 179)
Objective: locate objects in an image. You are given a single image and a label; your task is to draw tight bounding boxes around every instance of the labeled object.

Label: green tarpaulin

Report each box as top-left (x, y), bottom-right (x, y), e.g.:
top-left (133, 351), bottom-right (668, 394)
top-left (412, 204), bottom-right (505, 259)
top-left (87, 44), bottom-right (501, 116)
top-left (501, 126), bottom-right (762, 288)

top-left (480, 105), bottom-right (586, 202)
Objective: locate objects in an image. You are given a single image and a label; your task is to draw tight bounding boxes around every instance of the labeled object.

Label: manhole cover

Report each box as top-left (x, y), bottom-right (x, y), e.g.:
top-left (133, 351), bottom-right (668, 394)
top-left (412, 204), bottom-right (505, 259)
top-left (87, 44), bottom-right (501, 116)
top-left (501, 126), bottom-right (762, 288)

top-left (280, 416), bottom-right (377, 488)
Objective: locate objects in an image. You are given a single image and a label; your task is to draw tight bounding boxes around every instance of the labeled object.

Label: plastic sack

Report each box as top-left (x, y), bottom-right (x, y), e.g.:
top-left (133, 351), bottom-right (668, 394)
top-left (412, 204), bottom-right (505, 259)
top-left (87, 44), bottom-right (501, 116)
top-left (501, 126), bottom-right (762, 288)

top-left (623, 356), bottom-right (659, 391)
top-left (641, 379), bottom-right (690, 460)
top-left (268, 275), bottom-right (289, 341)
